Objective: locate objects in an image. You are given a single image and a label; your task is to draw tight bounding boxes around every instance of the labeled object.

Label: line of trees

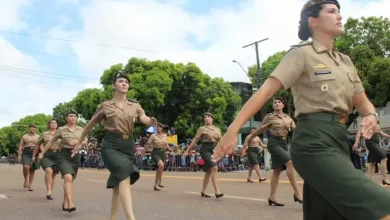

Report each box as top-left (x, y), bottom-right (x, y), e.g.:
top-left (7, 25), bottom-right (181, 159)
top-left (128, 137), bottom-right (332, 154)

top-left (0, 60), bottom-right (242, 155)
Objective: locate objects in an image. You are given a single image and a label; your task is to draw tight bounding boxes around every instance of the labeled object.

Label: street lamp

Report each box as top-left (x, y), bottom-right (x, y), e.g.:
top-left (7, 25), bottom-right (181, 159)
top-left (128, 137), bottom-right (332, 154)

top-left (232, 60), bottom-right (248, 75)
top-left (232, 59), bottom-right (256, 132)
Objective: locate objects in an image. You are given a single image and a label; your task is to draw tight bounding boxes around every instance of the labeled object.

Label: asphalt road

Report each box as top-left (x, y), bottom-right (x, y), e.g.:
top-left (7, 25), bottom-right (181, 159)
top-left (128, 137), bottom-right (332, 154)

top-left (0, 164), bottom-right (389, 220)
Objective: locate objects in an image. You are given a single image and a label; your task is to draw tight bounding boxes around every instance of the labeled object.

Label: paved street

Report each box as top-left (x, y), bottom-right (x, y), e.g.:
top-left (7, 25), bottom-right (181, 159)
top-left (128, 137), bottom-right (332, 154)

top-left (0, 164), bottom-right (389, 220)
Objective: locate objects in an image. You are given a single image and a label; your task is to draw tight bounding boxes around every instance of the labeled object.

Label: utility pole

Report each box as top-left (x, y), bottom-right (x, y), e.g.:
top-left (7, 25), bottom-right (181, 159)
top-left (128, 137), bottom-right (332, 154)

top-left (242, 38), bottom-right (269, 135)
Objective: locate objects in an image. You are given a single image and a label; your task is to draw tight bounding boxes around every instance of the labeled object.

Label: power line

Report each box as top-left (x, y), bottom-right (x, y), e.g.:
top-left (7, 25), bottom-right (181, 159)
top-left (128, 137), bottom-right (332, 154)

top-left (0, 68), bottom-right (94, 83)
top-left (0, 65), bottom-right (100, 80)
top-left (0, 43), bottom-right (88, 62)
top-left (0, 71), bottom-right (98, 88)
top-left (0, 30), bottom-right (154, 53)
top-left (0, 29), bottom-right (231, 62)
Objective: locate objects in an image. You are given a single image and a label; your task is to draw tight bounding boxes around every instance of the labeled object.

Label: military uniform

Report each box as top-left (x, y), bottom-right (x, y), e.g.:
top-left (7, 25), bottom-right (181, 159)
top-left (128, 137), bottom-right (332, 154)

top-left (89, 98), bottom-right (145, 187)
top-left (36, 131), bottom-right (61, 172)
top-left (148, 132), bottom-right (168, 165)
top-left (270, 39), bottom-right (390, 219)
top-left (243, 135), bottom-right (263, 166)
top-left (194, 122), bottom-right (222, 171)
top-left (19, 132), bottom-right (40, 169)
top-left (262, 112), bottom-right (295, 170)
top-left (48, 125), bottom-right (87, 179)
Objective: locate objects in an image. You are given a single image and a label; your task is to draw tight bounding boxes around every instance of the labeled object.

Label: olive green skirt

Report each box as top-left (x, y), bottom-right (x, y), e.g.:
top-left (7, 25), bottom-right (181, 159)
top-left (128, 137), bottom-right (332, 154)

top-left (21, 147), bottom-right (40, 170)
top-left (291, 112), bottom-right (390, 220)
top-left (151, 148), bottom-right (165, 164)
top-left (40, 150), bottom-right (59, 172)
top-left (267, 136), bottom-right (290, 170)
top-left (247, 147), bottom-right (261, 166)
top-left (200, 142), bottom-right (217, 171)
top-left (366, 134), bottom-right (386, 163)
top-left (56, 148), bottom-right (80, 179)
top-left (101, 131), bottom-right (140, 187)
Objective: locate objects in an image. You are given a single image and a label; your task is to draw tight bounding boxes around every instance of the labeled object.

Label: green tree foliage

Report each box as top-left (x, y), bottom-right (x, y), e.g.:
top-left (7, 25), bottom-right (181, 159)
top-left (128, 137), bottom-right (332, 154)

top-left (6, 58), bottom-right (241, 146)
top-left (0, 114), bottom-right (52, 155)
top-left (336, 17), bottom-right (390, 108)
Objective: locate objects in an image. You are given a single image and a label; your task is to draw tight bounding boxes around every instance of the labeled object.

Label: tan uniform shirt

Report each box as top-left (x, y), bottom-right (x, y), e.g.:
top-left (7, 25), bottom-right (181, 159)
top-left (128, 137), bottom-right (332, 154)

top-left (194, 125), bottom-right (222, 143)
top-left (49, 126), bottom-right (87, 149)
top-left (36, 131), bottom-right (61, 150)
top-left (244, 135), bottom-right (262, 148)
top-left (20, 133), bottom-right (40, 148)
top-left (148, 133), bottom-right (168, 149)
top-left (270, 40), bottom-right (365, 117)
top-left (90, 99), bottom-right (146, 134)
top-left (262, 113), bottom-right (296, 137)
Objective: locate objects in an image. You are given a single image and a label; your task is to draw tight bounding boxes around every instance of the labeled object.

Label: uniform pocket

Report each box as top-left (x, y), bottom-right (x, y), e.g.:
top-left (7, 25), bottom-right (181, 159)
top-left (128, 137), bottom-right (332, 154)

top-left (309, 71), bottom-right (336, 102)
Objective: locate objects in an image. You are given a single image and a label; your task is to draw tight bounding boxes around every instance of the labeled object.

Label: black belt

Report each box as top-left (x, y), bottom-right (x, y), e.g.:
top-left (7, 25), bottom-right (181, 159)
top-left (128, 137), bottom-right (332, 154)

top-left (23, 146), bottom-right (34, 149)
top-left (107, 131), bottom-right (132, 140)
top-left (268, 134), bottom-right (287, 140)
top-left (296, 112), bottom-right (347, 125)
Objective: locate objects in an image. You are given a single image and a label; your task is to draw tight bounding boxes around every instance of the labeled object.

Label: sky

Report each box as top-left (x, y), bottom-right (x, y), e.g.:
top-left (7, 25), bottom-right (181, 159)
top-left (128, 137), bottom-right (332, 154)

top-left (0, 0), bottom-right (390, 127)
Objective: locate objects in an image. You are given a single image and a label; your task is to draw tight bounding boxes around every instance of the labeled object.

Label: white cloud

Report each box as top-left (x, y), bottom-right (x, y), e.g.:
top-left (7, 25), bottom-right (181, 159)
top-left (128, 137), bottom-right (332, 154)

top-left (0, 0), bottom-right (30, 31)
top-left (2, 0), bottom-right (390, 127)
top-left (0, 0), bottom-right (93, 127)
top-left (62, 0), bottom-right (390, 84)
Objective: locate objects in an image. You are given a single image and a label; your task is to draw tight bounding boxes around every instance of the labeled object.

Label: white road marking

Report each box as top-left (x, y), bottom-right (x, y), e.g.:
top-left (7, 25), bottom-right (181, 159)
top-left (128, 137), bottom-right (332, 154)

top-left (85, 178), bottom-right (106, 183)
top-left (185, 191), bottom-right (267, 202)
top-left (0, 194), bottom-right (8, 199)
top-left (85, 179), bottom-right (268, 202)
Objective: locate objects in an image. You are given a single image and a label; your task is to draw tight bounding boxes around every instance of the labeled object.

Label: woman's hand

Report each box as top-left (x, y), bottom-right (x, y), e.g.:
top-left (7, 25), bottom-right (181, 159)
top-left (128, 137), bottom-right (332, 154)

top-left (360, 114), bottom-right (378, 139)
top-left (212, 129), bottom-right (238, 162)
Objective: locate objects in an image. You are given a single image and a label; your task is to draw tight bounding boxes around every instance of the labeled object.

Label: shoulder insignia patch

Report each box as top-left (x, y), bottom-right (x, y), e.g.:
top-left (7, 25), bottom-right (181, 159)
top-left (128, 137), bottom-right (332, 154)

top-left (127, 98), bottom-right (139, 103)
top-left (287, 41), bottom-right (313, 53)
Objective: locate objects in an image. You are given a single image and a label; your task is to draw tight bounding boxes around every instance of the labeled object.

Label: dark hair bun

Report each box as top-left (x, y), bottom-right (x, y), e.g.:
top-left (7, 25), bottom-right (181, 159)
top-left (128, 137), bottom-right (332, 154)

top-left (298, 21), bottom-right (311, 41)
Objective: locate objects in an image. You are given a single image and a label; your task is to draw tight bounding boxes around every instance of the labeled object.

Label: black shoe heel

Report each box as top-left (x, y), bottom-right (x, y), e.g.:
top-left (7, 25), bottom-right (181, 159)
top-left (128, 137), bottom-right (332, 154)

top-left (268, 198), bottom-right (285, 206)
top-left (247, 179), bottom-right (253, 183)
top-left (62, 204), bottom-right (69, 211)
top-left (68, 207), bottom-right (76, 213)
top-left (259, 178), bottom-right (266, 182)
top-left (201, 192), bottom-right (211, 198)
top-left (154, 187), bottom-right (160, 191)
top-left (215, 193), bottom-right (224, 199)
top-left (293, 194), bottom-right (303, 203)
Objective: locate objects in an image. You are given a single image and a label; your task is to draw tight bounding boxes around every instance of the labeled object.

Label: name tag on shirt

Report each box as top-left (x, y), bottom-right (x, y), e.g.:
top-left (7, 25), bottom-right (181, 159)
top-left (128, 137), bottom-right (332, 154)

top-left (314, 70), bottom-right (332, 75)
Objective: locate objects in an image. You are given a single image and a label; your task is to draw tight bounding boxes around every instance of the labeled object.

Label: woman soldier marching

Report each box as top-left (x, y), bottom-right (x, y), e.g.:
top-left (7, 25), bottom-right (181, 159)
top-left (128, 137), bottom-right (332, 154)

top-left (145, 122), bottom-right (173, 191)
top-left (354, 125), bottom-right (390, 185)
top-left (245, 97), bottom-right (302, 206)
top-left (39, 109), bottom-right (87, 212)
top-left (32, 118), bottom-right (61, 200)
top-left (183, 112), bottom-right (223, 199)
top-left (213, 0), bottom-right (390, 219)
top-left (73, 72), bottom-right (157, 220)
top-left (17, 124), bottom-right (40, 191)
top-left (241, 127), bottom-right (267, 183)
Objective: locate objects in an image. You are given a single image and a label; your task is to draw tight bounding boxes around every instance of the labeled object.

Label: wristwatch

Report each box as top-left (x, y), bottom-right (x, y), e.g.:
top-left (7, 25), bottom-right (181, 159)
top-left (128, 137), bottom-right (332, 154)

top-left (367, 112), bottom-right (379, 123)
